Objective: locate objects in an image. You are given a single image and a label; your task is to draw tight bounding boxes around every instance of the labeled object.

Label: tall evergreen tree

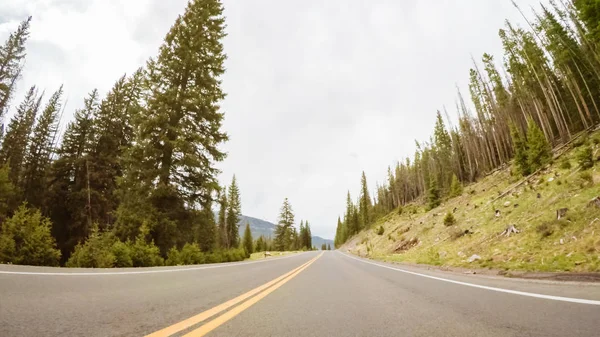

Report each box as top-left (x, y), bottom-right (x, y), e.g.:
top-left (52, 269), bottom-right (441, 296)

top-left (0, 86), bottom-right (42, 186)
top-left (21, 86), bottom-right (63, 208)
top-left (115, 0), bottom-right (228, 254)
top-left (0, 17), bottom-right (31, 128)
top-left (426, 177), bottom-right (441, 210)
top-left (344, 191), bottom-right (357, 235)
top-left (46, 90), bottom-right (99, 258)
top-left (196, 198), bottom-right (217, 252)
top-left (526, 119), bottom-right (552, 172)
top-left (358, 171), bottom-right (372, 229)
top-left (0, 164), bottom-right (16, 220)
top-left (130, 0), bottom-right (227, 205)
top-left (274, 198), bottom-right (294, 251)
top-left (298, 220), bottom-right (306, 249)
top-left (306, 222), bottom-right (312, 249)
top-left (217, 186), bottom-right (227, 247)
top-left (255, 235), bottom-right (265, 252)
top-left (87, 71), bottom-right (144, 227)
top-left (225, 176), bottom-right (241, 248)
top-left (334, 216), bottom-right (343, 247)
top-left (510, 122), bottom-right (530, 176)
top-left (242, 222), bottom-right (253, 255)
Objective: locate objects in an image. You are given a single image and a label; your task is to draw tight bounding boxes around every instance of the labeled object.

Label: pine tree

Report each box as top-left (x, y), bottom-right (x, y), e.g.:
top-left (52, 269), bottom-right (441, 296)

top-left (306, 223), bottom-right (312, 249)
top-left (217, 186), bottom-right (227, 247)
top-left (196, 199), bottom-right (217, 252)
top-left (46, 90), bottom-right (99, 257)
top-left (449, 174), bottom-right (463, 198)
top-left (242, 223), bottom-right (253, 255)
top-left (274, 198), bottom-right (294, 251)
top-left (510, 122), bottom-right (530, 176)
top-left (255, 235), bottom-right (264, 252)
top-left (433, 111), bottom-right (453, 191)
top-left (21, 86), bottom-right (63, 208)
top-left (0, 86), bottom-right (42, 186)
top-left (115, 0), bottom-right (228, 254)
top-left (0, 17), bottom-right (31, 127)
top-left (327, 244), bottom-right (331, 251)
top-left (358, 171), bottom-right (372, 229)
top-left (334, 216), bottom-right (343, 247)
top-left (132, 0), bottom-right (227, 206)
top-left (351, 206), bottom-right (360, 236)
top-left (526, 119), bottom-right (552, 172)
top-left (0, 164), bottom-right (16, 220)
top-left (225, 176), bottom-right (241, 248)
top-left (344, 191), bottom-right (357, 235)
top-left (87, 71), bottom-right (144, 227)
top-left (427, 177), bottom-right (441, 210)
top-left (298, 220), bottom-right (306, 249)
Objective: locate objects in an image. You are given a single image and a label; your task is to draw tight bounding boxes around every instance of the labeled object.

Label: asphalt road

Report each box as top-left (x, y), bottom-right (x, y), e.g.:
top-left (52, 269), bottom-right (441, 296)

top-left (1, 251), bottom-right (600, 337)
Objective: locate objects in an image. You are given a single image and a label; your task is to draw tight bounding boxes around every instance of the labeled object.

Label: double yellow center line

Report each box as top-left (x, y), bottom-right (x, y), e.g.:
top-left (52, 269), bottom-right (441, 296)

top-left (146, 252), bottom-right (323, 337)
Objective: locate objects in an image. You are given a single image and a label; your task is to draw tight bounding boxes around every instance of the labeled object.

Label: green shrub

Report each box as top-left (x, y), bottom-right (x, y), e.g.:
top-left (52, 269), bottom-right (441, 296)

top-left (205, 251), bottom-right (221, 264)
top-left (578, 171), bottom-right (594, 187)
top-left (130, 239), bottom-right (164, 267)
top-left (111, 240), bottom-right (133, 267)
top-left (377, 226), bottom-right (384, 235)
top-left (166, 247), bottom-right (182, 266)
top-left (0, 204), bottom-right (61, 266)
top-left (537, 223), bottom-right (554, 238)
top-left (179, 243), bottom-right (205, 265)
top-left (443, 212), bottom-right (456, 227)
top-left (577, 146), bottom-right (594, 170)
top-left (128, 222), bottom-right (164, 267)
top-left (66, 228), bottom-right (116, 268)
top-left (559, 159), bottom-right (572, 170)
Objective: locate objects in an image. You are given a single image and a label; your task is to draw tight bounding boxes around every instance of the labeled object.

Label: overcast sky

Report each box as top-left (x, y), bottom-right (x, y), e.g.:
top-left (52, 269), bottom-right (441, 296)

top-left (0, 0), bottom-right (543, 239)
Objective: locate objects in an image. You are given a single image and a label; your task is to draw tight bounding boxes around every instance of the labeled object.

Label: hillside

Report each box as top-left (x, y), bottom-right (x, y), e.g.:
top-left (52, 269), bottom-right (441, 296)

top-left (342, 133), bottom-right (600, 273)
top-left (236, 215), bottom-right (333, 249)
top-left (237, 215), bottom-right (277, 238)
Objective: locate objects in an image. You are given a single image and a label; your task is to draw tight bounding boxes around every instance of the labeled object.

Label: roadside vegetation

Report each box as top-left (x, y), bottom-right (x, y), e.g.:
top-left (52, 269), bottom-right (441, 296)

top-left (335, 1), bottom-right (600, 273)
top-left (0, 0), bottom-right (313, 268)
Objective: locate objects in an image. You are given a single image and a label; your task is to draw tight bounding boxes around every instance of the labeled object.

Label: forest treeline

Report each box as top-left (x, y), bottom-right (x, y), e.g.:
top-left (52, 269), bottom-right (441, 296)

top-left (335, 0), bottom-right (600, 247)
top-left (0, 0), bottom-right (313, 268)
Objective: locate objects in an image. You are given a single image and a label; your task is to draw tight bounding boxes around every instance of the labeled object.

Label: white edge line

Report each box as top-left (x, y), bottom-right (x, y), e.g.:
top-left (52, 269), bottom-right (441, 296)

top-left (339, 251), bottom-right (600, 306)
top-left (0, 252), bottom-right (312, 276)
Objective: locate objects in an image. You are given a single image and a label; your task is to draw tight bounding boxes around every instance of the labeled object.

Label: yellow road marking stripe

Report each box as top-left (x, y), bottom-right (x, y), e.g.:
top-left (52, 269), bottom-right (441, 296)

top-left (145, 254), bottom-right (320, 337)
top-left (182, 252), bottom-right (323, 337)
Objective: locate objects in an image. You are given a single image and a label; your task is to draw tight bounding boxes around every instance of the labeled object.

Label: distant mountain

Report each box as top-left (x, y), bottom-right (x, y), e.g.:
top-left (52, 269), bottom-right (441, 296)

top-left (234, 215), bottom-right (333, 249)
top-left (237, 215), bottom-right (276, 238)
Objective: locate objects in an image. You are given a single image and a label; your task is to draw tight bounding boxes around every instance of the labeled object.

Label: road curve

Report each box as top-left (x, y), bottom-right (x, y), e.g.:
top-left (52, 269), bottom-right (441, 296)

top-left (1, 251), bottom-right (600, 337)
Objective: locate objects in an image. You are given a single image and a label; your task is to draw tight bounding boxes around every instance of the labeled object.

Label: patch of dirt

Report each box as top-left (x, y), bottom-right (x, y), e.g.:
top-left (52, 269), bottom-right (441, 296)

top-left (393, 237), bottom-right (419, 252)
top-left (504, 271), bottom-right (600, 283)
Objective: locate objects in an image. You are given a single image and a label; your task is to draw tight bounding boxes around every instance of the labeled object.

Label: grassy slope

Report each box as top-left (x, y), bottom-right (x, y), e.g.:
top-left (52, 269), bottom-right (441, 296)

top-left (343, 134), bottom-right (600, 273)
